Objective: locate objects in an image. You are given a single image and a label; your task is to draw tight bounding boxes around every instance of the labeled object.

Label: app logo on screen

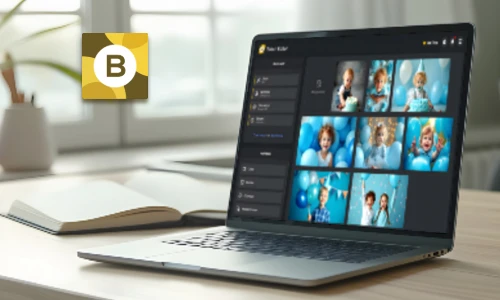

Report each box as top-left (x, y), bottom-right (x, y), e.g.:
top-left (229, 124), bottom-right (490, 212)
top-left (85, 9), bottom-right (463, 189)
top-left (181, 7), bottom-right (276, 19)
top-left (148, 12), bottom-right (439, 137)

top-left (258, 44), bottom-right (266, 55)
top-left (81, 33), bottom-right (148, 100)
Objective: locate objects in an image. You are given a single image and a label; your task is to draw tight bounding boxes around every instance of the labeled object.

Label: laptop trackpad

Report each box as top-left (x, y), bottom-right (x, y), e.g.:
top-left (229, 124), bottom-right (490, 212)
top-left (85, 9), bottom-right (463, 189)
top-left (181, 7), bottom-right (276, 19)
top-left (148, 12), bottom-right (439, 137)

top-left (151, 249), bottom-right (275, 269)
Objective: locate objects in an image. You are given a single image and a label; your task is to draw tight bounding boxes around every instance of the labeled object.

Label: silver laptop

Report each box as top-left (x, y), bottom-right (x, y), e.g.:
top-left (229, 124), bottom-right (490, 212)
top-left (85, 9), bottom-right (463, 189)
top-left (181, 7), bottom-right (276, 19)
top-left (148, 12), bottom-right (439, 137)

top-left (79, 23), bottom-right (475, 287)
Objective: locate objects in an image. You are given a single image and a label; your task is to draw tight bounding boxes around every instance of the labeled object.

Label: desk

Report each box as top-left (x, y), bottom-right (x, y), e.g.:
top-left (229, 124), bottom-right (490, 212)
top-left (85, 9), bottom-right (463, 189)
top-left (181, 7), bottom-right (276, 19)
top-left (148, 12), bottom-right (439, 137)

top-left (1, 171), bottom-right (499, 300)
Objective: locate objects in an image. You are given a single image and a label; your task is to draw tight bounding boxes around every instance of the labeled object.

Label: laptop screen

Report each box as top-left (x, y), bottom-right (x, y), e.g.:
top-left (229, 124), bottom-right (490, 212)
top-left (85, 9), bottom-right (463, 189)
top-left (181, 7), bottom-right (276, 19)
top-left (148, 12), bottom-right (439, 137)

top-left (228, 24), bottom-right (473, 236)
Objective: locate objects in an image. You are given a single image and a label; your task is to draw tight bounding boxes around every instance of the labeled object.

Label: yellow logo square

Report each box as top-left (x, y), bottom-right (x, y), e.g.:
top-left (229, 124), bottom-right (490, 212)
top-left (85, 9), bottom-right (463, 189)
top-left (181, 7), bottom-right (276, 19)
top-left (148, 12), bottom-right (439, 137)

top-left (258, 44), bottom-right (266, 55)
top-left (82, 33), bottom-right (148, 100)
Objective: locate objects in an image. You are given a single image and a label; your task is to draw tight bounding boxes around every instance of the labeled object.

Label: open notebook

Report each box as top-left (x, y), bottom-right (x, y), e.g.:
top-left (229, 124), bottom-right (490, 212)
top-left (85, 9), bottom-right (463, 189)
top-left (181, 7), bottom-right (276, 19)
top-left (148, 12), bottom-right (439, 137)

top-left (5, 172), bottom-right (230, 234)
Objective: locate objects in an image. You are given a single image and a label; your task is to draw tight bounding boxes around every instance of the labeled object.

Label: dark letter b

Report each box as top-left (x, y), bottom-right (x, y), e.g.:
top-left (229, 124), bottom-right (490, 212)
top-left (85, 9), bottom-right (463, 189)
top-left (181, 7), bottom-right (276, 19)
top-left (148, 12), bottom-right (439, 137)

top-left (107, 55), bottom-right (125, 77)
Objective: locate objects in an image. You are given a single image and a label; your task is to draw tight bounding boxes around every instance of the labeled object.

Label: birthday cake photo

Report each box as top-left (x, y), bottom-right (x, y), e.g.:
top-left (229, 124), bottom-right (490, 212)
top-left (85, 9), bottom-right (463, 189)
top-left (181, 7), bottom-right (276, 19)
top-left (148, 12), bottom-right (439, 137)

top-left (408, 98), bottom-right (431, 112)
top-left (343, 96), bottom-right (359, 112)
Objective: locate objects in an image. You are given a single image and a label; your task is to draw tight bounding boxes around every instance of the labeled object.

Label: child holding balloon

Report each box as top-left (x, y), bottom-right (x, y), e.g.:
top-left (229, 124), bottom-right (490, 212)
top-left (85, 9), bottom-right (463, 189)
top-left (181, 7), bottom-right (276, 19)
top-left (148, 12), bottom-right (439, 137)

top-left (316, 124), bottom-right (335, 167)
top-left (308, 186), bottom-right (331, 223)
top-left (411, 125), bottom-right (443, 163)
top-left (366, 123), bottom-right (388, 169)
top-left (366, 68), bottom-right (389, 112)
top-left (360, 180), bottom-right (376, 226)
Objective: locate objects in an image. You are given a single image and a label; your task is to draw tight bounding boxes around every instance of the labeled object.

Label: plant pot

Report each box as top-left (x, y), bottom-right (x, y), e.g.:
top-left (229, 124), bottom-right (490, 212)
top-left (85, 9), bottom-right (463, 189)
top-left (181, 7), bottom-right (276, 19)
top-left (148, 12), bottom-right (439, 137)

top-left (0, 103), bottom-right (57, 171)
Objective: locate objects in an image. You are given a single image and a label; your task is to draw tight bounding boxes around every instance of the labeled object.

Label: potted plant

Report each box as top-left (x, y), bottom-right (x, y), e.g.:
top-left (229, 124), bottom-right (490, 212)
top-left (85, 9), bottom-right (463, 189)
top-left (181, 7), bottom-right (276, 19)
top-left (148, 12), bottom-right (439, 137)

top-left (0, 0), bottom-right (81, 171)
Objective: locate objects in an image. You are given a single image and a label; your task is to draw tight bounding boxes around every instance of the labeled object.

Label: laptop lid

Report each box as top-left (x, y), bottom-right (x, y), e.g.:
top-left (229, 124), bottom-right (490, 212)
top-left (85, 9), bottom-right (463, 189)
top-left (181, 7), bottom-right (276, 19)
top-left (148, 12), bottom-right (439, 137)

top-left (226, 23), bottom-right (475, 245)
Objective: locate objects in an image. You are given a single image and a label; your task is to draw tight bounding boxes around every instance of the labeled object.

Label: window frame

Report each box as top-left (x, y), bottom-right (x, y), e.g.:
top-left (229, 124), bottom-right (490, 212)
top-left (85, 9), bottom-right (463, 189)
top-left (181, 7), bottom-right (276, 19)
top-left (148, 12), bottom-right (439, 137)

top-left (119, 0), bottom-right (241, 145)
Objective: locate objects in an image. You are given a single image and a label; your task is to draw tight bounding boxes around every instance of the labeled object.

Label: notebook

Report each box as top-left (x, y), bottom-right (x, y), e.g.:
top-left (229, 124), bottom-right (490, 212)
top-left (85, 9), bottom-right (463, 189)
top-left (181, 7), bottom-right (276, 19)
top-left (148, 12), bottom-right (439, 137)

top-left (5, 172), bottom-right (230, 234)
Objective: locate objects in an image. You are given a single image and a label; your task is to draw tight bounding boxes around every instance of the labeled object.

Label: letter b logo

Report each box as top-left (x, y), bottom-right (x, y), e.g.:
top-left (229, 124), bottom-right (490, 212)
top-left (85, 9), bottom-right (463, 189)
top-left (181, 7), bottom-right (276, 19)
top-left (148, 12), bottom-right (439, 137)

top-left (82, 33), bottom-right (148, 100)
top-left (107, 55), bottom-right (125, 77)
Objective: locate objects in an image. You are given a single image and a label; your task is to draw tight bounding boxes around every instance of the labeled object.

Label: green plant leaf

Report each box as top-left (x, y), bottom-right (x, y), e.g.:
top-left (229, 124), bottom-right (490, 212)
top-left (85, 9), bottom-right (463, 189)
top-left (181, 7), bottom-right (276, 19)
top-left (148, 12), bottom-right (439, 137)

top-left (0, 0), bottom-right (26, 32)
top-left (10, 20), bottom-right (80, 47)
top-left (3, 60), bottom-right (81, 82)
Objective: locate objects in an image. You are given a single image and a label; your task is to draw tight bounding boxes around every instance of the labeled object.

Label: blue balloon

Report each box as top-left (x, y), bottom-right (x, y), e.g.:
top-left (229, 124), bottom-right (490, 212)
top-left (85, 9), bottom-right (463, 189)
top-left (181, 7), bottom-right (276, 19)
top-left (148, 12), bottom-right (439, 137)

top-left (372, 60), bottom-right (381, 70)
top-left (298, 123), bottom-right (313, 152)
top-left (410, 156), bottom-right (431, 172)
top-left (406, 118), bottom-right (422, 149)
top-left (345, 130), bottom-right (355, 149)
top-left (363, 143), bottom-right (372, 158)
top-left (419, 117), bottom-right (429, 127)
top-left (322, 116), bottom-right (333, 126)
top-left (333, 117), bottom-right (349, 131)
top-left (435, 118), bottom-right (453, 139)
top-left (307, 184), bottom-right (321, 203)
top-left (309, 117), bottom-right (323, 131)
top-left (339, 125), bottom-right (350, 143)
top-left (430, 80), bottom-right (443, 106)
top-left (350, 117), bottom-right (357, 131)
top-left (295, 190), bottom-right (308, 209)
top-left (360, 173), bottom-right (370, 180)
top-left (298, 171), bottom-right (310, 191)
top-left (387, 60), bottom-right (394, 75)
top-left (335, 161), bottom-right (348, 168)
top-left (360, 118), bottom-right (368, 128)
top-left (389, 175), bottom-right (400, 188)
top-left (360, 125), bottom-right (371, 144)
top-left (440, 142), bottom-right (450, 157)
top-left (334, 147), bottom-right (348, 166)
top-left (440, 84), bottom-right (448, 105)
top-left (309, 171), bottom-right (319, 185)
top-left (300, 149), bottom-right (319, 166)
top-left (330, 130), bottom-right (340, 154)
top-left (346, 143), bottom-right (354, 166)
top-left (355, 146), bottom-right (365, 168)
top-left (393, 85), bottom-right (407, 107)
top-left (397, 117), bottom-right (405, 123)
top-left (310, 129), bottom-right (321, 151)
top-left (405, 152), bottom-right (415, 170)
top-left (433, 157), bottom-right (449, 172)
top-left (387, 141), bottom-right (402, 169)
top-left (295, 149), bottom-right (302, 166)
top-left (395, 123), bottom-right (405, 142)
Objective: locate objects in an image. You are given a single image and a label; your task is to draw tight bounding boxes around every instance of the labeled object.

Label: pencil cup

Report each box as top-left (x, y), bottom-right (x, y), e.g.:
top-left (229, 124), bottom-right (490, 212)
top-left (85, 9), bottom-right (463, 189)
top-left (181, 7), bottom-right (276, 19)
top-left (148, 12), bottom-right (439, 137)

top-left (0, 103), bottom-right (56, 171)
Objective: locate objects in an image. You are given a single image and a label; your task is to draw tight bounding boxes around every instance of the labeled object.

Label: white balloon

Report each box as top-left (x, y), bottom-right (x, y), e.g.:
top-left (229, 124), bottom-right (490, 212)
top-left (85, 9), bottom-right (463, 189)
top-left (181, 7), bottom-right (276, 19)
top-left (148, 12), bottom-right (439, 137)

top-left (439, 58), bottom-right (450, 68)
top-left (399, 60), bottom-right (413, 85)
top-left (309, 171), bottom-right (319, 185)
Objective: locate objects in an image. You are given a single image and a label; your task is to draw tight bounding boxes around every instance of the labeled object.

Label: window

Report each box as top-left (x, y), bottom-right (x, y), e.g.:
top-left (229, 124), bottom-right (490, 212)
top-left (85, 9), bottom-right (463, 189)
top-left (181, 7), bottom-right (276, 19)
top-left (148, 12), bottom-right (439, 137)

top-left (1, 0), bottom-right (301, 148)
top-left (0, 0), bottom-right (120, 150)
top-left (122, 0), bottom-right (301, 143)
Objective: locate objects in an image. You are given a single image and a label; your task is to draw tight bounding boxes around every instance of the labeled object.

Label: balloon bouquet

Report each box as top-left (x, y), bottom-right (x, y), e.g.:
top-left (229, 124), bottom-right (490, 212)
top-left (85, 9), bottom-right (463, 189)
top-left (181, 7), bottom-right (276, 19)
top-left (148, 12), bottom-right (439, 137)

top-left (294, 170), bottom-right (350, 223)
top-left (405, 117), bottom-right (452, 172)
top-left (297, 116), bottom-right (357, 168)
top-left (354, 118), bottom-right (404, 170)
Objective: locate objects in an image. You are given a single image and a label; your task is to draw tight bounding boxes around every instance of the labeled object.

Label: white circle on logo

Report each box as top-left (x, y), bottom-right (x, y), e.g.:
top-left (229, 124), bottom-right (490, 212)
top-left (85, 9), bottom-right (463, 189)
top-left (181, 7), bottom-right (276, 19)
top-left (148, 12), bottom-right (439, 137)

top-left (94, 45), bottom-right (137, 88)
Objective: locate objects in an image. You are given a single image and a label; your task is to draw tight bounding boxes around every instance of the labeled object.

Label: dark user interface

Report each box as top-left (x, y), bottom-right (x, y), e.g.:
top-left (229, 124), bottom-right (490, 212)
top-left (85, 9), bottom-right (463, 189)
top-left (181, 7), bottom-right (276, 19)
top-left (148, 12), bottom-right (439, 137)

top-left (230, 32), bottom-right (469, 234)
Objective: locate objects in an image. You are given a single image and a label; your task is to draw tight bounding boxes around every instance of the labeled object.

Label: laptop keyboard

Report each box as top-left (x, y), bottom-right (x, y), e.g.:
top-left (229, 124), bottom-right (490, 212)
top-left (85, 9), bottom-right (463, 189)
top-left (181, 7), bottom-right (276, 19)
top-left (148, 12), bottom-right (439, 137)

top-left (163, 231), bottom-right (416, 263)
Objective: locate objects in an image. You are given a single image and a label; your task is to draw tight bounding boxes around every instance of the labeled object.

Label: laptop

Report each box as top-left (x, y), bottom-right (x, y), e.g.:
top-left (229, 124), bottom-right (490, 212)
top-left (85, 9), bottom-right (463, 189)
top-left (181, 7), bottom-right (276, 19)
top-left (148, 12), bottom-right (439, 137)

top-left (79, 23), bottom-right (475, 287)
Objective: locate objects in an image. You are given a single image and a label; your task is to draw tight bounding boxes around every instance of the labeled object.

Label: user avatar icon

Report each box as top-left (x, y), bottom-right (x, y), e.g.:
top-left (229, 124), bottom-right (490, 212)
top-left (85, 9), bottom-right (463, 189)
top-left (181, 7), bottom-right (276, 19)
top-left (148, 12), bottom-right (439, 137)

top-left (258, 44), bottom-right (266, 54)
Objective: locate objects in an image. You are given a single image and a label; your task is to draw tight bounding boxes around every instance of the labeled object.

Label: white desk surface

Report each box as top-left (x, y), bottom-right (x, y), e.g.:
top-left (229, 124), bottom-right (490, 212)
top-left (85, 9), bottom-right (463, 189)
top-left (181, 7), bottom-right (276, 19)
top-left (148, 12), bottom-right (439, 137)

top-left (1, 171), bottom-right (500, 300)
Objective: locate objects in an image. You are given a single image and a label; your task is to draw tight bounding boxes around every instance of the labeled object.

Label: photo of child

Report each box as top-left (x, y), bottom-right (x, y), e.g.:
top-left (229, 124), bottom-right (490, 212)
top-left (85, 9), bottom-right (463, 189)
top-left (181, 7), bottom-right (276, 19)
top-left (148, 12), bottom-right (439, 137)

top-left (354, 117), bottom-right (404, 170)
top-left (404, 117), bottom-right (453, 172)
top-left (364, 60), bottom-right (394, 112)
top-left (289, 170), bottom-right (351, 224)
top-left (331, 61), bottom-right (368, 112)
top-left (347, 173), bottom-right (408, 228)
top-left (391, 58), bottom-right (451, 112)
top-left (296, 116), bottom-right (357, 168)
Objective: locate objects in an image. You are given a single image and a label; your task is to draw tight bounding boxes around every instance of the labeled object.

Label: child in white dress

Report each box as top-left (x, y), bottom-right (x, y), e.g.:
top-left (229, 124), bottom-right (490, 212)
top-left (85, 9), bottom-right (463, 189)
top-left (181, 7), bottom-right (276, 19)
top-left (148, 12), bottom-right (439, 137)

top-left (366, 122), bottom-right (388, 169)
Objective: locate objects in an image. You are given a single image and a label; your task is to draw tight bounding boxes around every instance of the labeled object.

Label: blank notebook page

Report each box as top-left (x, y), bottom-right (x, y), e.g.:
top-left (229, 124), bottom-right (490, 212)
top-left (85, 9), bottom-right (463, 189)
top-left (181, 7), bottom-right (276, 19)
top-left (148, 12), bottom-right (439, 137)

top-left (17, 181), bottom-right (162, 223)
top-left (125, 172), bottom-right (231, 215)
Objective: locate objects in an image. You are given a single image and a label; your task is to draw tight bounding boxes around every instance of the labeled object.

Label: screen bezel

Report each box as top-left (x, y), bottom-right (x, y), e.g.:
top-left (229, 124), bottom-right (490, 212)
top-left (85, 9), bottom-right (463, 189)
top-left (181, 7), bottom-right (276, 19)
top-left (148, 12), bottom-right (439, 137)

top-left (226, 23), bottom-right (475, 242)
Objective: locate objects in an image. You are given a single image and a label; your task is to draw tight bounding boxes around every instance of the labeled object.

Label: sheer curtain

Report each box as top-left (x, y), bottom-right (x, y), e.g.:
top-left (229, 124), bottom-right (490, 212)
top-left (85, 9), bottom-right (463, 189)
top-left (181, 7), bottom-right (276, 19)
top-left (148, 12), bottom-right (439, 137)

top-left (298, 0), bottom-right (500, 131)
